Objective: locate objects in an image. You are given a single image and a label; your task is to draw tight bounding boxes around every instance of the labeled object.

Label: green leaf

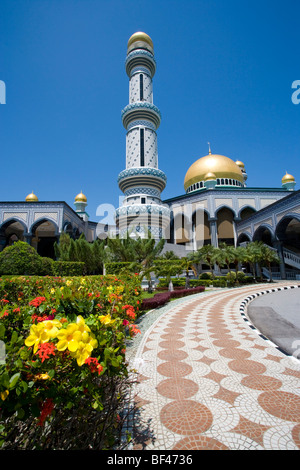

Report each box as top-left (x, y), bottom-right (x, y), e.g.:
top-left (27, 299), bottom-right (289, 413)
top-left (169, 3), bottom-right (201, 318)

top-left (0, 323), bottom-right (5, 339)
top-left (1, 372), bottom-right (10, 388)
top-left (9, 372), bottom-right (21, 389)
top-left (11, 330), bottom-right (18, 344)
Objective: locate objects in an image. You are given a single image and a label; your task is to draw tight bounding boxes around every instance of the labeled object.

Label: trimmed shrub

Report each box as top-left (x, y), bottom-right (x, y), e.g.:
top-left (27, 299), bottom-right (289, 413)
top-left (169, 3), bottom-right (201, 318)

top-left (140, 285), bottom-right (205, 310)
top-left (0, 242), bottom-right (43, 276)
top-left (199, 272), bottom-right (213, 280)
top-left (157, 277), bottom-right (185, 288)
top-left (52, 261), bottom-right (85, 276)
top-left (40, 257), bottom-right (55, 275)
top-left (105, 262), bottom-right (134, 275)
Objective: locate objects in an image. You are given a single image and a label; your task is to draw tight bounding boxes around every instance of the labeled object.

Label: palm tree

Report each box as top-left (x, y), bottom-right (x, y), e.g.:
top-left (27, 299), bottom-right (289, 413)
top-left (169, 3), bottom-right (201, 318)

top-left (154, 260), bottom-right (183, 291)
top-left (211, 247), bottom-right (226, 274)
top-left (244, 241), bottom-right (264, 281)
top-left (232, 245), bottom-right (247, 276)
top-left (180, 257), bottom-right (198, 288)
top-left (219, 243), bottom-right (235, 273)
top-left (196, 245), bottom-right (217, 278)
top-left (260, 244), bottom-right (280, 282)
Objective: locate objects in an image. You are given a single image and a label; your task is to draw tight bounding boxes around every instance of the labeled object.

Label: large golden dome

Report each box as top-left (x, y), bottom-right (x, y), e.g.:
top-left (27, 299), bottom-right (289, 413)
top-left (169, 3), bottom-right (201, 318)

top-left (127, 32), bottom-right (154, 54)
top-left (184, 153), bottom-right (244, 191)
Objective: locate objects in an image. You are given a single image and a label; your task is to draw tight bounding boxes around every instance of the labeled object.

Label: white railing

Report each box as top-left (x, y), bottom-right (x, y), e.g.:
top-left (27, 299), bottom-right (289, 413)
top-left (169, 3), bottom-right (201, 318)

top-left (283, 248), bottom-right (300, 269)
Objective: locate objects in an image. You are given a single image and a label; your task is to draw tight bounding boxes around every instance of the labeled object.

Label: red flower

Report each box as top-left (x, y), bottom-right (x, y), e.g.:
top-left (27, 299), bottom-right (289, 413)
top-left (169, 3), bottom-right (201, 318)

top-left (129, 324), bottom-right (141, 337)
top-left (37, 398), bottom-right (54, 426)
top-left (85, 357), bottom-right (103, 375)
top-left (35, 342), bottom-right (56, 362)
top-left (123, 319), bottom-right (129, 326)
top-left (13, 307), bottom-right (20, 313)
top-left (1, 299), bottom-right (9, 304)
top-left (29, 296), bottom-right (46, 308)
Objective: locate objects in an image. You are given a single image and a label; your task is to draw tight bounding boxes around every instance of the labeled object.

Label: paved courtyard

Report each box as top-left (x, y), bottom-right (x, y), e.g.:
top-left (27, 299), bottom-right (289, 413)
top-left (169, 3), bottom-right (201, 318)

top-left (125, 282), bottom-right (300, 450)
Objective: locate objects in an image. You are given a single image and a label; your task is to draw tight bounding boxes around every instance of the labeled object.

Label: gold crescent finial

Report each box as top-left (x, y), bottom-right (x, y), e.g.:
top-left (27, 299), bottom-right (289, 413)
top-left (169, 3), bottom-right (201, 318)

top-left (208, 142), bottom-right (211, 154)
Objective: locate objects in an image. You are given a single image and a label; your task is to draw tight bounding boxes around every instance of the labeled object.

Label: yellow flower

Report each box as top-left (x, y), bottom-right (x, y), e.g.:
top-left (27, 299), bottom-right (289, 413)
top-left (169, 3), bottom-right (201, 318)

top-left (56, 316), bottom-right (92, 353)
top-left (76, 315), bottom-right (91, 334)
top-left (71, 336), bottom-right (97, 366)
top-left (34, 373), bottom-right (50, 381)
top-left (66, 280), bottom-right (72, 287)
top-left (56, 324), bottom-right (82, 352)
top-left (42, 320), bottom-right (62, 339)
top-left (1, 390), bottom-right (9, 401)
top-left (50, 288), bottom-right (55, 294)
top-left (25, 320), bottom-right (62, 353)
top-left (80, 278), bottom-right (86, 285)
top-left (99, 314), bottom-right (116, 326)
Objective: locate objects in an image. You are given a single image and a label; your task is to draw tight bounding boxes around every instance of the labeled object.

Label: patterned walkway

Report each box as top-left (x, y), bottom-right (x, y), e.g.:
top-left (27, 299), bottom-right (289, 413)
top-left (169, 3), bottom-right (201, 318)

top-left (125, 282), bottom-right (300, 450)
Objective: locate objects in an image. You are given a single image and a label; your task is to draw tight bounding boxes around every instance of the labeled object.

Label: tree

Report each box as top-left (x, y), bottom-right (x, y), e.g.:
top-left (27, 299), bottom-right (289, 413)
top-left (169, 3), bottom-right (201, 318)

top-left (211, 247), bottom-right (226, 274)
top-left (180, 257), bottom-right (198, 288)
top-left (54, 232), bottom-right (72, 261)
top-left (244, 241), bottom-right (265, 281)
top-left (260, 244), bottom-right (280, 282)
top-left (162, 251), bottom-right (180, 260)
top-left (232, 245), bottom-right (247, 276)
top-left (154, 260), bottom-right (183, 291)
top-left (219, 243), bottom-right (236, 273)
top-left (192, 245), bottom-right (217, 278)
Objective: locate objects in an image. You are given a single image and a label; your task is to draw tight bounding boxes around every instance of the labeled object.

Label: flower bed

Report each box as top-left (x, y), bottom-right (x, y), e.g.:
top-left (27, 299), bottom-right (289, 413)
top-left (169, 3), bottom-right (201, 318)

top-left (140, 285), bottom-right (205, 311)
top-left (0, 274), bottom-right (142, 449)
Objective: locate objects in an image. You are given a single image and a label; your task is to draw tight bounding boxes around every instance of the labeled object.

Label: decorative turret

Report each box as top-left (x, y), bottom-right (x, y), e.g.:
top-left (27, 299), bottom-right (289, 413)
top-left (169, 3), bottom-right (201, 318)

top-left (74, 191), bottom-right (89, 221)
top-left (25, 191), bottom-right (38, 202)
top-left (282, 172), bottom-right (296, 191)
top-left (116, 32), bottom-right (170, 238)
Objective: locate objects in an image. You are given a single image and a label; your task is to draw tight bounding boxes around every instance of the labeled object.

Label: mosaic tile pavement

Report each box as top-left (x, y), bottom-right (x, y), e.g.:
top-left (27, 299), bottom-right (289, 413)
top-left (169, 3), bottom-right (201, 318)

top-left (124, 282), bottom-right (300, 450)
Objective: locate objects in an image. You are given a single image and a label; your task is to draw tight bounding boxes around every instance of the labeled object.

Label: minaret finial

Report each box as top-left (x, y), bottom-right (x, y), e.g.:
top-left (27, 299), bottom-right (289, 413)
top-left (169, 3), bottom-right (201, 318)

top-left (208, 142), bottom-right (211, 155)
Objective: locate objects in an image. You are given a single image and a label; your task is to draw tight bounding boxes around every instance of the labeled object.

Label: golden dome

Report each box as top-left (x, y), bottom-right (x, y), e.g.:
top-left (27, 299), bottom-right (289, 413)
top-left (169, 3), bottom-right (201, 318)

top-left (282, 172), bottom-right (295, 183)
top-left (25, 191), bottom-right (38, 202)
top-left (184, 154), bottom-right (244, 191)
top-left (127, 32), bottom-right (154, 54)
top-left (75, 191), bottom-right (87, 203)
top-left (204, 172), bottom-right (217, 181)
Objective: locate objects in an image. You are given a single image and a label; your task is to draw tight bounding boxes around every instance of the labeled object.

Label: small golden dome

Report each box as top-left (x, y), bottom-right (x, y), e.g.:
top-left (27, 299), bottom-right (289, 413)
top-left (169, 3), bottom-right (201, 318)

top-left (75, 191), bottom-right (87, 203)
top-left (204, 172), bottom-right (217, 181)
top-left (235, 160), bottom-right (245, 168)
top-left (25, 191), bottom-right (38, 202)
top-left (127, 32), bottom-right (154, 54)
top-left (184, 154), bottom-right (244, 191)
top-left (282, 172), bottom-right (295, 184)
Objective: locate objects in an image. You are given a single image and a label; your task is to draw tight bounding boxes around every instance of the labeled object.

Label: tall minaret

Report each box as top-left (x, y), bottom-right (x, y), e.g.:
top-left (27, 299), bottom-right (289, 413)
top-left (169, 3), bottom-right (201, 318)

top-left (116, 32), bottom-right (170, 238)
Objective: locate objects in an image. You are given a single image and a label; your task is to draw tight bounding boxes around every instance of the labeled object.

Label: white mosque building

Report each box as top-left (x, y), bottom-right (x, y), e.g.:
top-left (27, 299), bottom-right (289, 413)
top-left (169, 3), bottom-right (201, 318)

top-left (0, 32), bottom-right (299, 278)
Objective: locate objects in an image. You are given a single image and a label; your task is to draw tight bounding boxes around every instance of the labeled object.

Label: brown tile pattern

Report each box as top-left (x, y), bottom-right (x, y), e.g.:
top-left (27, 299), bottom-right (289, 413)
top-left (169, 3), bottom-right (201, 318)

top-left (127, 282), bottom-right (300, 450)
top-left (160, 400), bottom-right (213, 435)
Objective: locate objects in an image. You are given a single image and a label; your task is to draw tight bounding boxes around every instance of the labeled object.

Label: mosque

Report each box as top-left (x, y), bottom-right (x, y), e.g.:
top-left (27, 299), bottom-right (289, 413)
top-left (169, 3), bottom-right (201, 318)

top-left (0, 32), bottom-right (299, 279)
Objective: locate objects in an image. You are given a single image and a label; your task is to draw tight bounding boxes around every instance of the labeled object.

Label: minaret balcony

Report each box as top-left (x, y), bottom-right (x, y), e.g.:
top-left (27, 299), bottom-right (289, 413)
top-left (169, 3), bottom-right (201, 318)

top-left (125, 49), bottom-right (156, 78)
top-left (118, 167), bottom-right (167, 193)
top-left (121, 102), bottom-right (161, 129)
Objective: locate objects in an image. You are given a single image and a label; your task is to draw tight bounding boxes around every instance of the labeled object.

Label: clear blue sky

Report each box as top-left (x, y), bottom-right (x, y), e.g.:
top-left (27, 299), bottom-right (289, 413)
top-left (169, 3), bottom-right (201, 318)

top-left (1, 0), bottom-right (299, 224)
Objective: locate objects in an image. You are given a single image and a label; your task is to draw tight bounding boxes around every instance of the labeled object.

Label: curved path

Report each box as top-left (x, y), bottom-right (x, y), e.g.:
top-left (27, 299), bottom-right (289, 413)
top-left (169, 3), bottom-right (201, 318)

top-left (125, 282), bottom-right (300, 450)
